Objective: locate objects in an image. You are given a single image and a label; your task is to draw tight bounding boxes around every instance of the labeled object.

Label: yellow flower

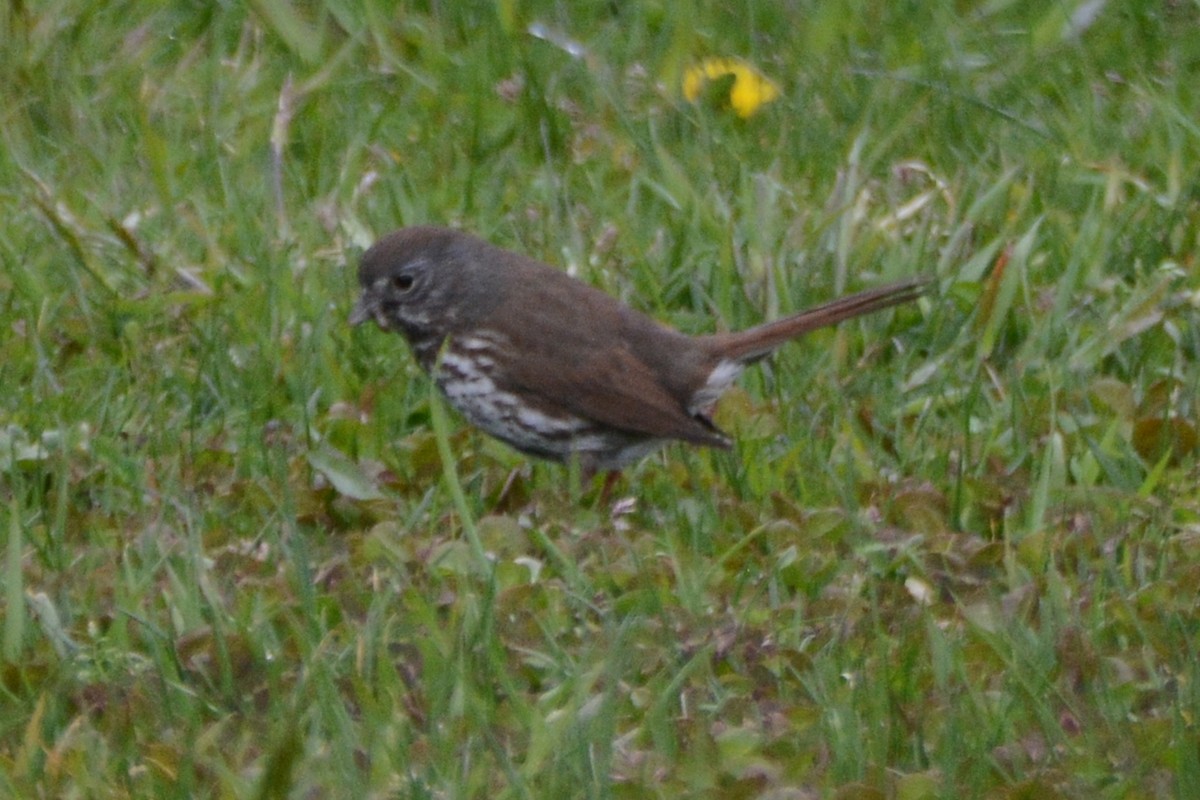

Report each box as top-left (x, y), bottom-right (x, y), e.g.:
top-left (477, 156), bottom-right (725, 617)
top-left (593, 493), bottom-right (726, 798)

top-left (682, 58), bottom-right (781, 118)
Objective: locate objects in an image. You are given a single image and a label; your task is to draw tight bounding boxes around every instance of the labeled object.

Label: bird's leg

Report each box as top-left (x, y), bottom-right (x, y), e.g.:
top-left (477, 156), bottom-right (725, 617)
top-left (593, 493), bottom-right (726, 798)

top-left (493, 465), bottom-right (526, 509)
top-left (595, 469), bottom-right (622, 506)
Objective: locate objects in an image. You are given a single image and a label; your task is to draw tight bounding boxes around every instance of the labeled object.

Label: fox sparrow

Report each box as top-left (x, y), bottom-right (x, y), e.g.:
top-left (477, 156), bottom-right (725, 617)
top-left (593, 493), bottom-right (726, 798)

top-left (350, 226), bottom-right (925, 471)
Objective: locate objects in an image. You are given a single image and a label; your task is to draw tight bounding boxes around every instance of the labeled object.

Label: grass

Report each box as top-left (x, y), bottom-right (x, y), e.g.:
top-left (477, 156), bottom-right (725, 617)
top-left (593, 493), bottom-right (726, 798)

top-left (2, 0), bottom-right (1200, 797)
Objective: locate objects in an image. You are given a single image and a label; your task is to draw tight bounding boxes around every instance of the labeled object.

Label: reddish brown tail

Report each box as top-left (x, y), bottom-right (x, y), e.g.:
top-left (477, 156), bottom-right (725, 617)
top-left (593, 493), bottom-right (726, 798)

top-left (703, 277), bottom-right (928, 363)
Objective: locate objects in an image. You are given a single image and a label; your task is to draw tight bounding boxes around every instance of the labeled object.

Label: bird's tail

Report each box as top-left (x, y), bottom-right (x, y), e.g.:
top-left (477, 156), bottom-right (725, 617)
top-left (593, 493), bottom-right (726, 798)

top-left (702, 277), bottom-right (928, 364)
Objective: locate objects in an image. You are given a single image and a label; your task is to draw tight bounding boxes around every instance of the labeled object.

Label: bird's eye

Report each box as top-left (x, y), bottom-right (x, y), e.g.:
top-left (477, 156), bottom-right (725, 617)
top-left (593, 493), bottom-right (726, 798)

top-left (391, 274), bottom-right (415, 292)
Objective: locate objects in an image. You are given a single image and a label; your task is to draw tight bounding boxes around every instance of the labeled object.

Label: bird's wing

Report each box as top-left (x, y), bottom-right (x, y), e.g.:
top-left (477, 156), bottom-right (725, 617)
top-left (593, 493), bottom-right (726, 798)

top-left (468, 262), bottom-right (730, 448)
top-left (496, 340), bottom-right (730, 448)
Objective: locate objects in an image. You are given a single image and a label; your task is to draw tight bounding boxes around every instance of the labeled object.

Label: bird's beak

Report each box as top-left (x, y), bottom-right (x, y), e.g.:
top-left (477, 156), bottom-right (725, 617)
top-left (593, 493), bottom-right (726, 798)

top-left (348, 294), bottom-right (373, 327)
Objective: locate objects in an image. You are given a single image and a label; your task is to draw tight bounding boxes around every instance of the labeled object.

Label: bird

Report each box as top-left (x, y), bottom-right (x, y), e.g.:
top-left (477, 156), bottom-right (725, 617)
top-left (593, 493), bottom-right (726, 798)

top-left (350, 226), bottom-right (925, 472)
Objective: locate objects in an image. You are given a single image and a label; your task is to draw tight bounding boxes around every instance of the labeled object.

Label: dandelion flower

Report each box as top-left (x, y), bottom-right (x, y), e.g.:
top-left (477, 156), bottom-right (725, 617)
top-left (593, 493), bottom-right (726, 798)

top-left (682, 58), bottom-right (781, 118)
